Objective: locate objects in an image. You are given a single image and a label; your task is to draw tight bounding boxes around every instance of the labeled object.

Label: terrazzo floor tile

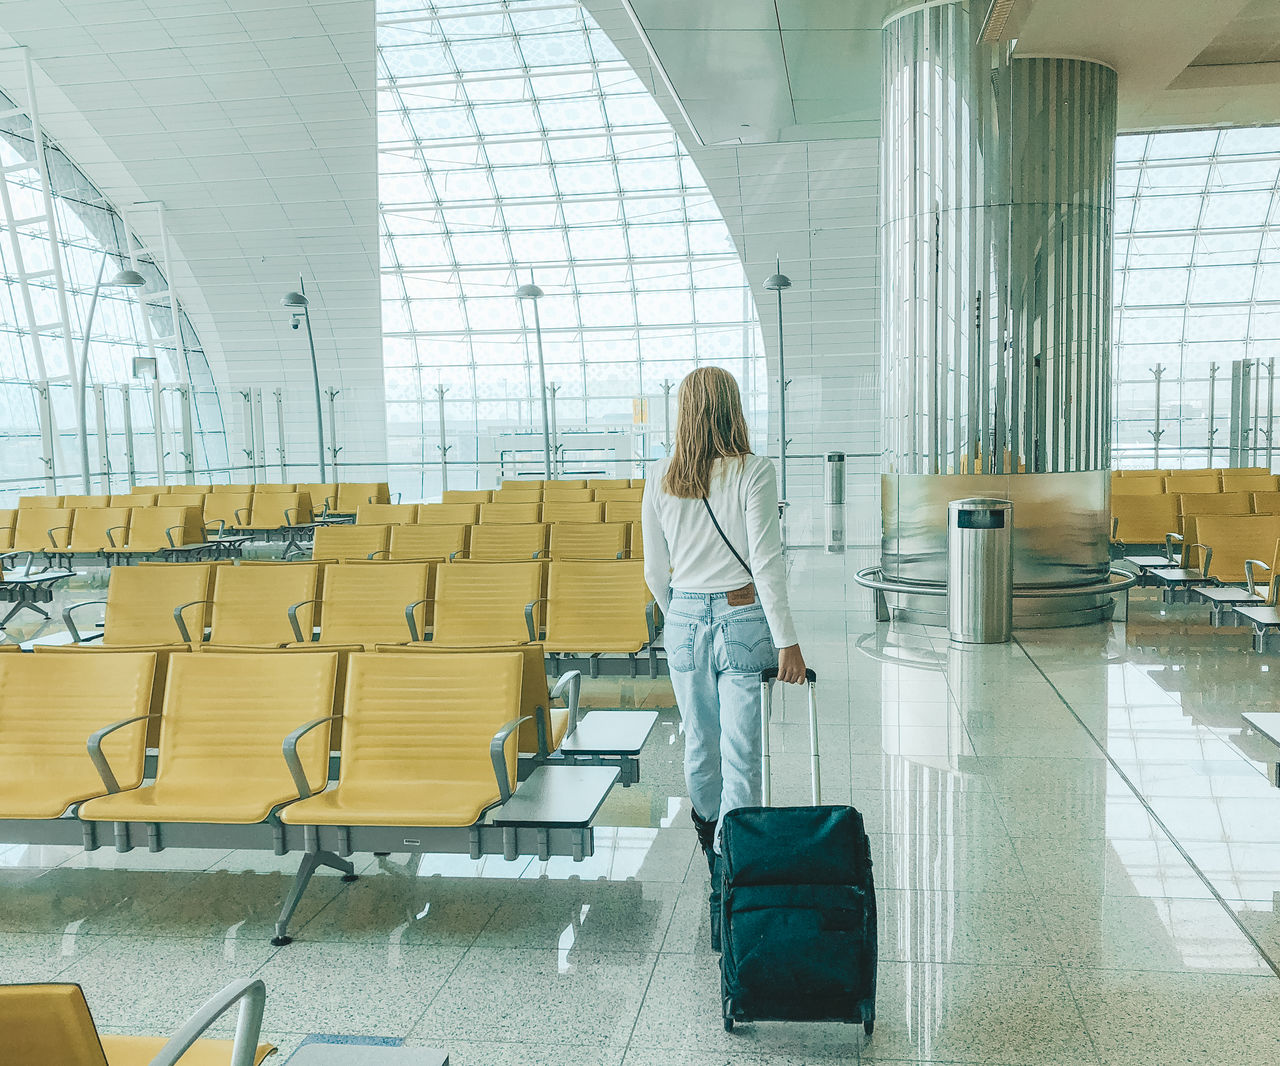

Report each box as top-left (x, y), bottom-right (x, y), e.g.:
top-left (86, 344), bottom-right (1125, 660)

top-left (1066, 968), bottom-right (1280, 1066)
top-left (0, 930), bottom-right (109, 982)
top-left (59, 846), bottom-right (234, 872)
top-left (57, 933), bottom-right (279, 1031)
top-left (403, 1036), bottom-right (626, 1065)
top-left (877, 889), bottom-right (1058, 966)
top-left (1011, 835), bottom-right (1216, 901)
top-left (1038, 894), bottom-right (1271, 973)
top-left (869, 832), bottom-right (1031, 895)
top-left (409, 947), bottom-right (657, 1049)
top-left (256, 941), bottom-right (467, 1037)
top-left (0, 866), bottom-right (189, 934)
top-left (518, 826), bottom-right (695, 883)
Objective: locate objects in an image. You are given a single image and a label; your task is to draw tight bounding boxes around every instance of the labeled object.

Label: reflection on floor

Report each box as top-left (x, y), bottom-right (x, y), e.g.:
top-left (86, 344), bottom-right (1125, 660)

top-left (5, 545), bottom-right (1280, 1064)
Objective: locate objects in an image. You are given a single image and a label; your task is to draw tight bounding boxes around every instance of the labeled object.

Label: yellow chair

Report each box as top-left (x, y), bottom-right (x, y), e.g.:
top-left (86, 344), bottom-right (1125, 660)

top-left (1165, 474), bottom-right (1220, 494)
top-left (441, 490), bottom-right (491, 504)
top-left (387, 523), bottom-right (468, 561)
top-left (491, 490), bottom-right (542, 505)
top-left (297, 560), bottom-right (432, 645)
top-left (628, 521), bottom-right (644, 559)
top-left (543, 560), bottom-right (654, 654)
top-left (68, 507), bottom-right (131, 552)
top-left (111, 493), bottom-right (153, 507)
top-left (548, 522), bottom-right (627, 560)
top-left (1219, 467), bottom-right (1270, 476)
top-left (629, 478), bottom-right (646, 488)
top-left (1176, 492), bottom-right (1251, 532)
top-left (1222, 473), bottom-right (1279, 493)
top-left (116, 506), bottom-right (203, 552)
top-left (502, 479), bottom-right (543, 490)
top-left (203, 492), bottom-right (253, 535)
top-left (479, 502), bottom-right (542, 524)
top-left (1180, 515), bottom-right (1280, 582)
top-left (587, 478), bottom-right (630, 490)
top-left (0, 508), bottom-right (15, 551)
top-left (604, 501), bottom-right (641, 523)
top-left (541, 501), bottom-right (604, 523)
top-left (245, 491), bottom-right (312, 529)
top-left (335, 481), bottom-right (390, 513)
top-left (467, 523), bottom-right (548, 561)
top-left (356, 502), bottom-right (417, 525)
top-left (211, 483), bottom-right (255, 493)
top-left (1111, 494), bottom-right (1179, 545)
top-left (541, 479), bottom-right (587, 492)
top-left (63, 563), bottom-right (213, 646)
top-left (298, 482), bottom-right (338, 514)
top-left (253, 483), bottom-right (295, 492)
top-left (164, 493), bottom-right (208, 510)
top-left (0, 980), bottom-right (275, 1066)
top-left (416, 502), bottom-right (480, 525)
top-left (62, 494), bottom-right (110, 509)
top-left (11, 507), bottom-right (74, 551)
top-left (380, 641), bottom-right (573, 756)
top-left (0, 651), bottom-right (154, 820)
top-left (540, 487), bottom-right (592, 501)
top-left (1113, 469), bottom-right (1169, 477)
top-left (78, 651), bottom-right (337, 825)
top-left (595, 487), bottom-right (644, 504)
top-left (312, 524), bottom-right (390, 563)
top-left (192, 562), bottom-right (320, 647)
top-left (432, 560), bottom-right (542, 645)
top-left (1252, 491), bottom-right (1280, 514)
top-left (17, 495), bottom-right (63, 508)
top-left (280, 650), bottom-right (525, 828)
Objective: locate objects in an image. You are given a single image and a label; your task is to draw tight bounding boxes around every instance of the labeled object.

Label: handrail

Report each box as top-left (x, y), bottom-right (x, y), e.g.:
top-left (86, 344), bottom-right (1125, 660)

top-left (854, 565), bottom-right (1139, 599)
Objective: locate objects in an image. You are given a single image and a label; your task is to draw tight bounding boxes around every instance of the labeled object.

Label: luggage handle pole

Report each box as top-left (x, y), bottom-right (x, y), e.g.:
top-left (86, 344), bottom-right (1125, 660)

top-left (760, 667), bottom-right (819, 807)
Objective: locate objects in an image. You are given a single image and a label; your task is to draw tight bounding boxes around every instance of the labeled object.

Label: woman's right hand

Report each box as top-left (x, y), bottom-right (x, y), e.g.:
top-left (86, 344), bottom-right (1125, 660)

top-left (777, 644), bottom-right (808, 684)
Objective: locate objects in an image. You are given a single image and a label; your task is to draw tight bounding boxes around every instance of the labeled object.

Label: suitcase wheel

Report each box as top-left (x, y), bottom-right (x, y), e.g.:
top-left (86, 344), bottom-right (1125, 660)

top-left (724, 1017), bottom-right (734, 1032)
top-left (864, 1020), bottom-right (874, 1037)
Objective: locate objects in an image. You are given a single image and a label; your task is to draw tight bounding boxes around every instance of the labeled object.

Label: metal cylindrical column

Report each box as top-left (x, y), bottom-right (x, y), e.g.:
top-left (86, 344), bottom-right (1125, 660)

top-left (947, 499), bottom-right (1013, 643)
top-left (825, 451), bottom-right (846, 553)
top-left (880, 0), bottom-right (1118, 620)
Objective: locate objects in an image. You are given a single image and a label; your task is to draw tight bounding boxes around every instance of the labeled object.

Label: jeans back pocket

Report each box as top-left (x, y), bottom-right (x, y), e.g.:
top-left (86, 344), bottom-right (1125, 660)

top-left (719, 607), bottom-right (777, 673)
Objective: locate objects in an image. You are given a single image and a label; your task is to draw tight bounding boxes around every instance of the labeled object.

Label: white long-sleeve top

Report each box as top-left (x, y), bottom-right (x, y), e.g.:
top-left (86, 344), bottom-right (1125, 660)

top-left (642, 453), bottom-right (799, 649)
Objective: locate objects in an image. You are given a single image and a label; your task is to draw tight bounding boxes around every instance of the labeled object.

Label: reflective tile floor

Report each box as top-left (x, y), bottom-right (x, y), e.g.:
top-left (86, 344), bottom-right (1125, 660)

top-left (4, 548), bottom-right (1280, 1063)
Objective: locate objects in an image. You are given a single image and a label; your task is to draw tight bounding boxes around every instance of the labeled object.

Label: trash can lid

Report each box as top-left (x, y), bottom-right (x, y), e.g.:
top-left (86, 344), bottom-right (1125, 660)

top-left (948, 497), bottom-right (1013, 512)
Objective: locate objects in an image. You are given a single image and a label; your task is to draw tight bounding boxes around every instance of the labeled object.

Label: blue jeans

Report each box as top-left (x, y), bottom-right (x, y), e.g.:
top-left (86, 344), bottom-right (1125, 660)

top-left (665, 590), bottom-right (779, 851)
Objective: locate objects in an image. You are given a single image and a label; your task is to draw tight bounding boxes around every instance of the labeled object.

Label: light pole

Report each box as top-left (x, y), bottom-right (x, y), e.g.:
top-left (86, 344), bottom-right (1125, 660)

top-left (516, 281), bottom-right (553, 479)
top-left (281, 280), bottom-right (327, 481)
top-left (764, 257), bottom-right (792, 503)
top-left (78, 259), bottom-right (146, 491)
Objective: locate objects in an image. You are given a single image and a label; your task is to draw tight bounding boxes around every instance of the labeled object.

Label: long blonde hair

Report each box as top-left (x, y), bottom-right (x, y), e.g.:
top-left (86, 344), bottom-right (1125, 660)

top-left (662, 367), bottom-right (752, 498)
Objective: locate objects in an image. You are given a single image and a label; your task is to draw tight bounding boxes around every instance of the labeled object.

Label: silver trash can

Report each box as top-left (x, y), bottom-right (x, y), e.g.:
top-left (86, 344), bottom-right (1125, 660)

top-left (825, 451), bottom-right (846, 552)
top-left (947, 498), bottom-right (1013, 644)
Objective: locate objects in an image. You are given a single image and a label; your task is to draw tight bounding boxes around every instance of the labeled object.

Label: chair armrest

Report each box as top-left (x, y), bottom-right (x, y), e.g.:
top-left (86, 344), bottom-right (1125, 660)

top-left (525, 598), bottom-right (548, 641)
top-left (1192, 543), bottom-right (1213, 578)
top-left (1165, 532), bottom-right (1183, 563)
top-left (283, 507), bottom-right (300, 527)
top-left (173, 599), bottom-right (212, 643)
top-left (148, 977), bottom-right (266, 1066)
top-left (287, 598), bottom-right (321, 644)
top-left (1110, 516), bottom-right (1119, 540)
top-left (87, 715), bottom-right (156, 793)
top-left (391, 492), bottom-right (402, 504)
top-left (645, 599), bottom-right (658, 643)
top-left (164, 523), bottom-right (185, 548)
top-left (281, 715), bottom-right (341, 799)
top-left (46, 524), bottom-right (72, 548)
top-left (234, 507), bottom-right (250, 526)
top-left (449, 549), bottom-right (470, 560)
top-left (1245, 558), bottom-right (1271, 596)
top-left (62, 599), bottom-right (108, 644)
top-left (205, 518), bottom-right (227, 539)
top-left (404, 598), bottom-right (430, 642)
top-left (0, 550), bottom-right (37, 576)
top-left (368, 549), bottom-right (390, 559)
top-left (104, 525), bottom-right (128, 549)
top-left (490, 716), bottom-right (532, 802)
top-left (550, 669), bottom-right (582, 734)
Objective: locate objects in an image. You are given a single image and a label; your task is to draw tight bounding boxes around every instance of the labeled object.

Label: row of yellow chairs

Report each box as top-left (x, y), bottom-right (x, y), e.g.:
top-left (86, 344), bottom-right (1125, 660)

top-left (0, 647), bottom-right (623, 943)
top-left (442, 485), bottom-right (643, 505)
top-left (1, 505), bottom-right (208, 555)
top-left (357, 500), bottom-right (641, 526)
top-left (312, 521), bottom-right (643, 563)
top-left (1111, 468), bottom-right (1276, 496)
top-left (1111, 492), bottom-right (1280, 545)
top-left (14, 481), bottom-right (390, 515)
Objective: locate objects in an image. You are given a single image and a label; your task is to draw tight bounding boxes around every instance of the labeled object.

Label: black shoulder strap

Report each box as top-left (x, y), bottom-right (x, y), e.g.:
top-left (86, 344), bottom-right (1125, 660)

top-left (702, 497), bottom-right (752, 577)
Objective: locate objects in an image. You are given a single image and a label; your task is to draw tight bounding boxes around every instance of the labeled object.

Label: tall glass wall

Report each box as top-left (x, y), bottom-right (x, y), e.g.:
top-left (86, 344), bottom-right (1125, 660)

top-left (1114, 125), bottom-right (1280, 468)
top-left (0, 92), bottom-right (228, 500)
top-left (377, 0), bottom-right (765, 493)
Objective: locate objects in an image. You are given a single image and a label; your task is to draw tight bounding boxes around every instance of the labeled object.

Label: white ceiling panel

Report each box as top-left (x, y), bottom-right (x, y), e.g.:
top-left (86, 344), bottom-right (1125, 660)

top-left (0, 0), bottom-right (384, 463)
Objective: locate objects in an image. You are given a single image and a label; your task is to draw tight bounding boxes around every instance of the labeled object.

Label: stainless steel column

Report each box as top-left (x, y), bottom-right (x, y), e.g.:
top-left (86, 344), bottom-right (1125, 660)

top-left (880, 1), bottom-right (1117, 619)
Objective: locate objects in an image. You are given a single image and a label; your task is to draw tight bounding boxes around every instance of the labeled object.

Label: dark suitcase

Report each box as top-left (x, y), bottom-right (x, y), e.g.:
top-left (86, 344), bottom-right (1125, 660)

top-left (719, 667), bottom-right (877, 1035)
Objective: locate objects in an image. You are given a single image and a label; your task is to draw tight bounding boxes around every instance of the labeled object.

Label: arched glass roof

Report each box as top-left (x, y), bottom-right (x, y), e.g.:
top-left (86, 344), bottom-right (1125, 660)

top-left (377, 0), bottom-right (765, 486)
top-left (1113, 125), bottom-right (1280, 465)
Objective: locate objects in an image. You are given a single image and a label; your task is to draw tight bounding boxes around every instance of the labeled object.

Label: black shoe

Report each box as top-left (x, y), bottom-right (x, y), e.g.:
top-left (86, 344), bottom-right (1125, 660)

top-left (690, 808), bottom-right (717, 875)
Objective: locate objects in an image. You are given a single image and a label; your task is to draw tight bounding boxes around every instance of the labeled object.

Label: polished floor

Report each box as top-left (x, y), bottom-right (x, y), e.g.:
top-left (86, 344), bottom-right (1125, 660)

top-left (4, 546), bottom-right (1280, 1064)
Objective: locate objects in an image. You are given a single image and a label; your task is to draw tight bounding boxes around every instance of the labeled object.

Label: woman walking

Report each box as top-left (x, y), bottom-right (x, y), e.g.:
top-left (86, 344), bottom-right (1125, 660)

top-left (641, 367), bottom-right (807, 947)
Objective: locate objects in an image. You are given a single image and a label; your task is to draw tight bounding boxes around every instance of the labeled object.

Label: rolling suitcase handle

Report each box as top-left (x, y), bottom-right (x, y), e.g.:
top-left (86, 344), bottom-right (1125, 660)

top-left (759, 666), bottom-right (820, 806)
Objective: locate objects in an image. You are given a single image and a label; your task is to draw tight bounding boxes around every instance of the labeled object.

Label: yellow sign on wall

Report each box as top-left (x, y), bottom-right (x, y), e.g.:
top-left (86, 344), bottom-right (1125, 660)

top-left (633, 398), bottom-right (649, 424)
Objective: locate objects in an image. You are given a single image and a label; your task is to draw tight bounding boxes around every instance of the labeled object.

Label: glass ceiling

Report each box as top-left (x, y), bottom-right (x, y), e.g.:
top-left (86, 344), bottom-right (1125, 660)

top-left (376, 0), bottom-right (765, 486)
top-left (1113, 125), bottom-right (1280, 466)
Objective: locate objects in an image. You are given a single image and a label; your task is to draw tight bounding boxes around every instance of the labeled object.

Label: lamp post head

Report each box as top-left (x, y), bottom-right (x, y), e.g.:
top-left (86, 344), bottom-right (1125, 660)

top-left (281, 291), bottom-right (309, 308)
top-left (764, 272), bottom-right (791, 291)
top-left (110, 269), bottom-right (147, 288)
top-left (515, 283), bottom-right (544, 300)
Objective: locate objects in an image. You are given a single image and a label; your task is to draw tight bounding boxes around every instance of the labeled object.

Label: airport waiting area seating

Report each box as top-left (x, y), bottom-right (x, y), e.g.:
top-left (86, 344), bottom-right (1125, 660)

top-left (0, 649), bottom-right (643, 945)
top-left (1, 979), bottom-right (274, 1066)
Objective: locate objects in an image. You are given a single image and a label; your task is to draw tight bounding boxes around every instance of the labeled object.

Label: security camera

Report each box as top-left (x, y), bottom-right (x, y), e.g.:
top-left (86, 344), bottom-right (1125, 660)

top-left (291, 318), bottom-right (300, 329)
